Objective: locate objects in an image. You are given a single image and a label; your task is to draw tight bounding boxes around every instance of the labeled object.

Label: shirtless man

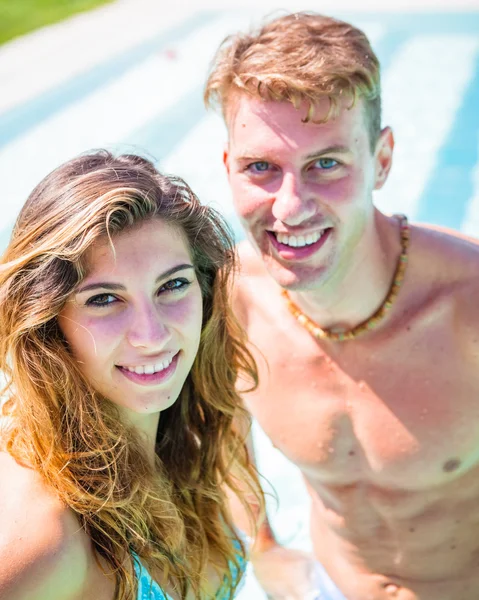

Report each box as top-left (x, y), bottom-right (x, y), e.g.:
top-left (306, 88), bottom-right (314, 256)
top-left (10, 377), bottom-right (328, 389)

top-left (204, 12), bottom-right (479, 600)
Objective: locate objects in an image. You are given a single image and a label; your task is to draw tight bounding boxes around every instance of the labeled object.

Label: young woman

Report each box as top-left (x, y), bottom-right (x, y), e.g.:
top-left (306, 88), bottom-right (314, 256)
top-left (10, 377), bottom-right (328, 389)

top-left (0, 151), bottom-right (263, 600)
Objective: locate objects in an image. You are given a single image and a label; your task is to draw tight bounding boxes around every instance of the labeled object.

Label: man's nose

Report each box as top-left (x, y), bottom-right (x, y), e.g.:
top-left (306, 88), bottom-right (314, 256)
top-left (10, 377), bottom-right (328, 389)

top-left (126, 302), bottom-right (172, 349)
top-left (271, 173), bottom-right (316, 226)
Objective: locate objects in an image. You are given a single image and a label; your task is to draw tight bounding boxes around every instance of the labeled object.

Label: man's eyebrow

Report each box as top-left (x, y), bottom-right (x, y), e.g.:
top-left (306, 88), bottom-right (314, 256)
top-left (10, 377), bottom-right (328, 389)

top-left (76, 263), bottom-right (195, 294)
top-left (234, 154), bottom-right (267, 162)
top-left (304, 145), bottom-right (351, 159)
top-left (234, 145), bottom-right (352, 162)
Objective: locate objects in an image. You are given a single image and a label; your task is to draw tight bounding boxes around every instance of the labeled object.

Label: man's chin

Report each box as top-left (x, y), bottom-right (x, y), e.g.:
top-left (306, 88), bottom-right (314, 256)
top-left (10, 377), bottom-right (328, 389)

top-left (263, 258), bottom-right (330, 292)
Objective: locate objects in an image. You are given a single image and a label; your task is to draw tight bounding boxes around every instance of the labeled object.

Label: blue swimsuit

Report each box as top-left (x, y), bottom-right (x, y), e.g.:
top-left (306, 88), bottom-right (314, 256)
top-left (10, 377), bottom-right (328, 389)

top-left (133, 541), bottom-right (246, 600)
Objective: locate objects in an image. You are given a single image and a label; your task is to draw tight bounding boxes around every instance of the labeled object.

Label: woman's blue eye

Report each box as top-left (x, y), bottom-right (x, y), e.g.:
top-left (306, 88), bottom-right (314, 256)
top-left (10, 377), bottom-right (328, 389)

top-left (160, 278), bottom-right (191, 293)
top-left (83, 279), bottom-right (191, 306)
top-left (315, 158), bottom-right (338, 169)
top-left (86, 293), bottom-right (117, 307)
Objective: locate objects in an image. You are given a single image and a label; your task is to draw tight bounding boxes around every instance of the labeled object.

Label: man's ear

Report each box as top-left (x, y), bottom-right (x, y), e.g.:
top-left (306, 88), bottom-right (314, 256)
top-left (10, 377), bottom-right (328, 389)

top-left (374, 126), bottom-right (394, 190)
top-left (223, 143), bottom-right (230, 176)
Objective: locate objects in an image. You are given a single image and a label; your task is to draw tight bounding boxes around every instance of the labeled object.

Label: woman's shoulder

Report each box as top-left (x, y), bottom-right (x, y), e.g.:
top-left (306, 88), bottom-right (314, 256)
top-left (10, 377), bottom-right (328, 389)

top-left (0, 450), bottom-right (66, 523)
top-left (0, 452), bottom-right (91, 600)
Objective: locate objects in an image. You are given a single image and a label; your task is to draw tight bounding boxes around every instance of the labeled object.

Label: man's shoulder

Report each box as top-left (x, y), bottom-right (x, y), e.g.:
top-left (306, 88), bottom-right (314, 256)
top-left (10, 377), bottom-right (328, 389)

top-left (233, 241), bottom-right (277, 328)
top-left (0, 452), bottom-right (89, 599)
top-left (235, 241), bottom-right (271, 294)
top-left (412, 223), bottom-right (479, 289)
top-left (414, 224), bottom-right (479, 339)
top-left (415, 222), bottom-right (479, 267)
top-left (236, 240), bottom-right (268, 279)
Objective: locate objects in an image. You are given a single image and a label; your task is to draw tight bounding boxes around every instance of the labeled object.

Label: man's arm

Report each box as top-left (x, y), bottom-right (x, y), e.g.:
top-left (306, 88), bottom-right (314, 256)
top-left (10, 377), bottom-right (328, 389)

top-left (227, 415), bottom-right (321, 600)
top-left (226, 414), bottom-right (277, 551)
top-left (230, 245), bottom-right (322, 598)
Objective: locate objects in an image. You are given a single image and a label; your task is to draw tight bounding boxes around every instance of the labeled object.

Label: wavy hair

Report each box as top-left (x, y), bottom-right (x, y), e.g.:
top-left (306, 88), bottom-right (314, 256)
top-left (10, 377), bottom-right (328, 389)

top-left (204, 11), bottom-right (381, 151)
top-left (0, 151), bottom-right (263, 599)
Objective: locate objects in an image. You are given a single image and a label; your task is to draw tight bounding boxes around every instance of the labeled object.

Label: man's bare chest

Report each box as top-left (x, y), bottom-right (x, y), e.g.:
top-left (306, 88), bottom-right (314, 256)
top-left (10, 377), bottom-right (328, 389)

top-left (243, 314), bottom-right (479, 490)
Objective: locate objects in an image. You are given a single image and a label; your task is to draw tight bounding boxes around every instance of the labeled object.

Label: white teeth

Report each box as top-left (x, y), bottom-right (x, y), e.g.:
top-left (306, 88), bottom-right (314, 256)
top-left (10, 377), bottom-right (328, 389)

top-left (123, 357), bottom-right (173, 375)
top-left (276, 230), bottom-right (324, 247)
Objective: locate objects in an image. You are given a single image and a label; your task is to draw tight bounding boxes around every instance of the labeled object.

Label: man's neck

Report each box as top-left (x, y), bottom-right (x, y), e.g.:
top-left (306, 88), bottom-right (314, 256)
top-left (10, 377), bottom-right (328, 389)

top-left (288, 214), bottom-right (402, 333)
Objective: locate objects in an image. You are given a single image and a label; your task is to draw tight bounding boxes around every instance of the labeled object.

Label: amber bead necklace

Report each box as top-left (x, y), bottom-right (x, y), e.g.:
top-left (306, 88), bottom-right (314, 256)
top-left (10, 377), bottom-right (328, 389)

top-left (282, 214), bottom-right (410, 342)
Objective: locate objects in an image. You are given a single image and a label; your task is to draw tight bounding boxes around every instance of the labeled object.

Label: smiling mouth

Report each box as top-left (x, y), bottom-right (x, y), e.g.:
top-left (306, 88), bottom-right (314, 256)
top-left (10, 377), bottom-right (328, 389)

top-left (272, 229), bottom-right (331, 248)
top-left (116, 352), bottom-right (180, 385)
top-left (119, 356), bottom-right (174, 375)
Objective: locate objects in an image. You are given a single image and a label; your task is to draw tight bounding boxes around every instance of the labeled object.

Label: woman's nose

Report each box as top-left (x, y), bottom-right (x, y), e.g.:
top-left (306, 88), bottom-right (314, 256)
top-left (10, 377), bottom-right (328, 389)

top-left (126, 302), bottom-right (172, 350)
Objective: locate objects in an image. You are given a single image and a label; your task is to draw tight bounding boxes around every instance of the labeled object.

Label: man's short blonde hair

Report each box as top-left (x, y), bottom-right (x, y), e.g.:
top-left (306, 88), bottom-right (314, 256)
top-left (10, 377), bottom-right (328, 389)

top-left (204, 12), bottom-right (381, 152)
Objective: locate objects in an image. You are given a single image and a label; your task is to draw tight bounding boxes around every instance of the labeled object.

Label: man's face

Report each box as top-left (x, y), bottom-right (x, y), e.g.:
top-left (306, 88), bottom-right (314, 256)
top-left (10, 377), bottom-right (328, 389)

top-left (224, 95), bottom-right (393, 291)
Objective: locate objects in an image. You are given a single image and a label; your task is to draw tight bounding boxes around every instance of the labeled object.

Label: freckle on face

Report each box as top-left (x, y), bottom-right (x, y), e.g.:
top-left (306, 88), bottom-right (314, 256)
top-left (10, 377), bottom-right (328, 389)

top-left (443, 458), bottom-right (461, 473)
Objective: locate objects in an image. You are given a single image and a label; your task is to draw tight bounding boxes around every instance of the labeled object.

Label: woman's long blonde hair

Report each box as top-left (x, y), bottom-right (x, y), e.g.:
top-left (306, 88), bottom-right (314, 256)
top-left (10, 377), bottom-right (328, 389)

top-left (0, 151), bottom-right (263, 599)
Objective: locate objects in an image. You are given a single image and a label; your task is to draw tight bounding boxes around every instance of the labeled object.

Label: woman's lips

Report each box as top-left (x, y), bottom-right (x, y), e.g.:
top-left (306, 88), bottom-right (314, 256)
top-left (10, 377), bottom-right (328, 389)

top-left (116, 352), bottom-right (179, 386)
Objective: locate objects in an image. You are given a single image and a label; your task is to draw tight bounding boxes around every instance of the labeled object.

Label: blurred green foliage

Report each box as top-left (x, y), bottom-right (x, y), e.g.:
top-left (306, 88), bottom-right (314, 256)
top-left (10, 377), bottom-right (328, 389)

top-left (0, 0), bottom-right (114, 45)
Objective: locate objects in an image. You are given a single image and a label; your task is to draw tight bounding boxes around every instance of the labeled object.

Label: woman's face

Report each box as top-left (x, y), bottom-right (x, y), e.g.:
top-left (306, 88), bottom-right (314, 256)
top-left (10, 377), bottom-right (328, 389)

top-left (59, 219), bottom-right (203, 420)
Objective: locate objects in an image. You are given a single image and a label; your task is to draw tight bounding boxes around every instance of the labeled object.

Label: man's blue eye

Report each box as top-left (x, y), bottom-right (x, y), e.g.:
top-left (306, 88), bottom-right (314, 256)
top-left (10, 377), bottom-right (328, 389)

top-left (249, 161), bottom-right (270, 172)
top-left (316, 158), bottom-right (338, 169)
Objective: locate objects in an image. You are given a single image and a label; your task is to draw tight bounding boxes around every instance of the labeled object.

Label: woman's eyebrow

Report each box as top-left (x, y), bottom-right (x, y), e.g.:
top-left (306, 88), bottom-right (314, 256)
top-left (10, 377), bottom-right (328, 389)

top-left (76, 263), bottom-right (194, 294)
